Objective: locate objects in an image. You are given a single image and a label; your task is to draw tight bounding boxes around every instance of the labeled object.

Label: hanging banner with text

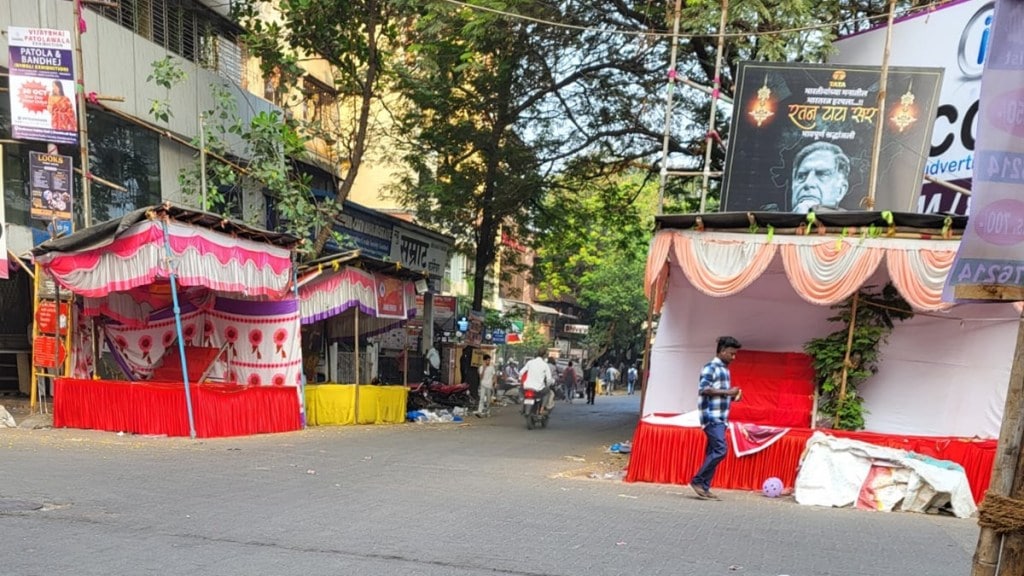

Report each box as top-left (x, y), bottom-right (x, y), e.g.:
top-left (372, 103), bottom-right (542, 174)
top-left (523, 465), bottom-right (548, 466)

top-left (8, 27), bottom-right (78, 145)
top-left (946, 0), bottom-right (1024, 302)
top-left (29, 152), bottom-right (74, 221)
top-left (721, 62), bottom-right (942, 214)
top-left (0, 145), bottom-right (8, 280)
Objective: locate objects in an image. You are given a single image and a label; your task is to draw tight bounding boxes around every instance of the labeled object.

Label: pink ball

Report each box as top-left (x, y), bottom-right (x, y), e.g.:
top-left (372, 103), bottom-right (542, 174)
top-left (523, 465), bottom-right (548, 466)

top-left (762, 477), bottom-right (784, 498)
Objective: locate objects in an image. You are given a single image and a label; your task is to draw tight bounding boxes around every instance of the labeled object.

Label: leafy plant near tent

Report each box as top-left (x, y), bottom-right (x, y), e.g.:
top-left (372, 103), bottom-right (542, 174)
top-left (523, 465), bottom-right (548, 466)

top-left (804, 283), bottom-right (913, 430)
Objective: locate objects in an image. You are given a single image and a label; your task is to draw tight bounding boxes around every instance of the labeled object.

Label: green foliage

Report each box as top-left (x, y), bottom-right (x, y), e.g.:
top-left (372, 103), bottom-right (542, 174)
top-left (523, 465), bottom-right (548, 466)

top-left (804, 282), bottom-right (913, 430)
top-left (534, 165), bottom-right (656, 361)
top-left (146, 57), bottom-right (187, 123)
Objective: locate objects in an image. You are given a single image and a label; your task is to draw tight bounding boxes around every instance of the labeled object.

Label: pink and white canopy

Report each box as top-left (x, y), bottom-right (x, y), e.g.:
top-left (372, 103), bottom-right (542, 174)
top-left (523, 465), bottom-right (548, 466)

top-left (645, 230), bottom-right (959, 313)
top-left (34, 218), bottom-right (295, 299)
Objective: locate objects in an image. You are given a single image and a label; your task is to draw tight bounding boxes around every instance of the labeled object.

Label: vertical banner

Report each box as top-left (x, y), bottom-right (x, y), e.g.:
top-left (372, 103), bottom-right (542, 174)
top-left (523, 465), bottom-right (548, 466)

top-left (0, 145), bottom-right (8, 280)
top-left (721, 62), bottom-right (943, 213)
top-left (8, 27), bottom-right (78, 145)
top-left (29, 152), bottom-right (74, 221)
top-left (946, 1), bottom-right (1024, 302)
top-left (374, 273), bottom-right (408, 319)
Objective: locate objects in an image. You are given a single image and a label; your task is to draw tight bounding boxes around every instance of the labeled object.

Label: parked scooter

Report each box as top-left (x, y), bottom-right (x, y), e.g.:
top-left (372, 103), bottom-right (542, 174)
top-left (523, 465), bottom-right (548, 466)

top-left (521, 386), bottom-right (551, 430)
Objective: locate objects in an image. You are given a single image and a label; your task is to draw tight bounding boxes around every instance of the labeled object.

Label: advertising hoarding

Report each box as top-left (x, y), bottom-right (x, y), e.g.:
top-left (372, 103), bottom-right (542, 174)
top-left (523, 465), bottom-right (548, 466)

top-left (8, 27), bottom-right (78, 145)
top-left (721, 62), bottom-right (942, 214)
top-left (832, 0), bottom-right (995, 214)
top-left (29, 152), bottom-right (74, 221)
top-left (945, 0), bottom-right (1024, 301)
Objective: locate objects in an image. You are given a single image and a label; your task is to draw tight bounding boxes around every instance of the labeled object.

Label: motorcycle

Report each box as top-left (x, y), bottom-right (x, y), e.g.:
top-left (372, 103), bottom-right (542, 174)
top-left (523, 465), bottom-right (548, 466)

top-left (406, 377), bottom-right (474, 411)
top-left (521, 386), bottom-right (551, 430)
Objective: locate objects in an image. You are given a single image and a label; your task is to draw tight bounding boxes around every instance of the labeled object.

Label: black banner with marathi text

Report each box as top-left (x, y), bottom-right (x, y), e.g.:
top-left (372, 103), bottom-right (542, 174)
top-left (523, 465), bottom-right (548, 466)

top-left (721, 62), bottom-right (942, 214)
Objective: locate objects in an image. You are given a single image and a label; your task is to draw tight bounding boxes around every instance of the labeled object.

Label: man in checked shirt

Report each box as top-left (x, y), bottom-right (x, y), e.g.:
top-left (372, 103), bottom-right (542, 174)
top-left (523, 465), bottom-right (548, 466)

top-left (690, 336), bottom-right (744, 500)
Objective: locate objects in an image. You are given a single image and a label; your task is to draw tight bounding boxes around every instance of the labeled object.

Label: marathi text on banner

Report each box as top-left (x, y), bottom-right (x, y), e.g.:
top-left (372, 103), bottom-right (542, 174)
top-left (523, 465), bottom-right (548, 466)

top-left (946, 0), bottom-right (1024, 301)
top-left (721, 62), bottom-right (943, 214)
top-left (374, 273), bottom-right (408, 319)
top-left (8, 27), bottom-right (78, 145)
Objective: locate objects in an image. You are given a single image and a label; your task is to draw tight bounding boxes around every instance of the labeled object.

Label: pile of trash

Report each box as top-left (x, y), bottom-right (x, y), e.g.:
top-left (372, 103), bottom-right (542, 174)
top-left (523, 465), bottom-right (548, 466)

top-left (407, 407), bottom-right (466, 423)
top-left (609, 441), bottom-right (632, 454)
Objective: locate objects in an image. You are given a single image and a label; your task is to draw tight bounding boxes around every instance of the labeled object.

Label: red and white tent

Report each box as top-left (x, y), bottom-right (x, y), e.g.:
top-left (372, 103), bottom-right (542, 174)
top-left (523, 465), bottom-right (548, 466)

top-left (629, 212), bottom-right (1016, 502)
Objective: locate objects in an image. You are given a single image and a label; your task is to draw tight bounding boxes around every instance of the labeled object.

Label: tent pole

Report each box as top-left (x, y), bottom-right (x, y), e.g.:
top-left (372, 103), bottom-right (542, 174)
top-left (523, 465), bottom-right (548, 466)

top-left (354, 308), bottom-right (360, 424)
top-left (835, 291), bottom-right (860, 429)
top-left (638, 267), bottom-right (661, 416)
top-left (866, 0), bottom-right (897, 209)
top-left (161, 219), bottom-right (196, 439)
top-left (292, 266), bottom-right (305, 429)
top-left (972, 311), bottom-right (1024, 576)
top-left (402, 328), bottom-right (409, 387)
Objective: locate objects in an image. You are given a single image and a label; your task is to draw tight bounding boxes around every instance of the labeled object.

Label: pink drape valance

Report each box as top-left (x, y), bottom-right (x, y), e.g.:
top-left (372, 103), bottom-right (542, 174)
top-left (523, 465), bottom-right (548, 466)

top-left (674, 235), bottom-right (777, 298)
top-left (645, 231), bottom-right (674, 299)
top-left (644, 230), bottom-right (960, 311)
top-left (886, 249), bottom-right (956, 312)
top-left (781, 243), bottom-right (884, 305)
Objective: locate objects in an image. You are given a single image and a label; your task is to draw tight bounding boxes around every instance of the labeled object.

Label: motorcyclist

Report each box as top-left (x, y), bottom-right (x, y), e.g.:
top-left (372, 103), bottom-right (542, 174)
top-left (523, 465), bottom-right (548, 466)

top-left (519, 347), bottom-right (555, 414)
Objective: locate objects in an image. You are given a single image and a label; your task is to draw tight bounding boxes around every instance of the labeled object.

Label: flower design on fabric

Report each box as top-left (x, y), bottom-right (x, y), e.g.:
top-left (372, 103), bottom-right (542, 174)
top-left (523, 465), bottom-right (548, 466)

top-left (114, 335), bottom-right (128, 351)
top-left (225, 325), bottom-right (239, 356)
top-left (272, 373), bottom-right (286, 387)
top-left (249, 329), bottom-right (264, 359)
top-left (203, 320), bottom-right (214, 346)
top-left (183, 323), bottom-right (197, 344)
top-left (228, 369), bottom-right (239, 384)
top-left (248, 373), bottom-right (262, 386)
top-left (162, 330), bottom-right (175, 348)
top-left (139, 335), bottom-right (153, 363)
top-left (295, 372), bottom-right (302, 385)
top-left (273, 328), bottom-right (288, 359)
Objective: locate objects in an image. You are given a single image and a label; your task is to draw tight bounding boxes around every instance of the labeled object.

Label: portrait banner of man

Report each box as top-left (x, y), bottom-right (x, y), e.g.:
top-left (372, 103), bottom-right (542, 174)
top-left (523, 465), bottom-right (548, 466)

top-left (720, 62), bottom-right (943, 214)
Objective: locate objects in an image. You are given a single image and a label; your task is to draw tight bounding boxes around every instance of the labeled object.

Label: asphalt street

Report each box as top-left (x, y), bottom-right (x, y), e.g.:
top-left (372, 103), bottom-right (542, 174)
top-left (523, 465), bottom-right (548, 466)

top-left (1, 393), bottom-right (979, 576)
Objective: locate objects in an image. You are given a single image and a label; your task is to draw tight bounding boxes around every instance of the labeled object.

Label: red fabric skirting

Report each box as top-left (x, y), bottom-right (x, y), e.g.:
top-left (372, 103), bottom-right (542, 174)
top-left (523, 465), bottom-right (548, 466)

top-left (625, 420), bottom-right (996, 504)
top-left (53, 378), bottom-right (302, 438)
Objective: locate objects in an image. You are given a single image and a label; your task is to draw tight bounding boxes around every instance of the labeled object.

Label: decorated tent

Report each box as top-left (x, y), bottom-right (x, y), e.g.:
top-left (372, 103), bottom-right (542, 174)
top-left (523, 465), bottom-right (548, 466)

top-left (627, 211), bottom-right (1018, 504)
top-left (32, 203), bottom-right (304, 438)
top-left (297, 252), bottom-right (424, 426)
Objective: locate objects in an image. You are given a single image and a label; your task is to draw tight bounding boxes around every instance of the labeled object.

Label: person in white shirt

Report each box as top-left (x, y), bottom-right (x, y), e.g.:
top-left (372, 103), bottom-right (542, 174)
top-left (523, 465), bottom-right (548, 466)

top-left (475, 354), bottom-right (496, 417)
top-left (519, 348), bottom-right (555, 413)
top-left (424, 343), bottom-right (441, 381)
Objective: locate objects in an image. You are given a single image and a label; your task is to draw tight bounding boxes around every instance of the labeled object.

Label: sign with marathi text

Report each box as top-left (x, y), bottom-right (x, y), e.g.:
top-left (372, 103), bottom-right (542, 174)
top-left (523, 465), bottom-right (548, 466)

top-left (29, 152), bottom-right (73, 221)
top-left (722, 62), bottom-right (942, 214)
top-left (946, 0), bottom-right (1024, 301)
top-left (8, 27), bottom-right (78, 144)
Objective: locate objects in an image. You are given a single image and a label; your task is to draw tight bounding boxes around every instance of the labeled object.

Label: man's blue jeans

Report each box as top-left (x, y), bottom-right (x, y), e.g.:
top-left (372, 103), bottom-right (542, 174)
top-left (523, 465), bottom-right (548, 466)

top-left (691, 421), bottom-right (727, 491)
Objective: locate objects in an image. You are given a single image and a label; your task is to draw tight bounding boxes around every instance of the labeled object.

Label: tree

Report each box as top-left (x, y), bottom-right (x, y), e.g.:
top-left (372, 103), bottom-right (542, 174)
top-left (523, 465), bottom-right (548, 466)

top-left (231, 0), bottom-right (401, 256)
top-left (534, 164), bottom-right (656, 362)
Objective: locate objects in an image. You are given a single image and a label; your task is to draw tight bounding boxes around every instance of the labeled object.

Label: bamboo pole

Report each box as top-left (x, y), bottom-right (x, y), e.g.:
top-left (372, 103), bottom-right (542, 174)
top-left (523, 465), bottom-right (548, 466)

top-left (834, 291), bottom-right (860, 429)
top-left (699, 0), bottom-right (730, 213)
top-left (866, 0), bottom-right (898, 209)
top-left (973, 310), bottom-right (1024, 576)
top-left (656, 0), bottom-right (684, 215)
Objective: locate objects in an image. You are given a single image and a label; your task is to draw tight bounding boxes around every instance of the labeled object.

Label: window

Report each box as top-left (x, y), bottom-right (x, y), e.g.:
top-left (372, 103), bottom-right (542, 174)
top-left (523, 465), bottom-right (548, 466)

top-left (302, 77), bottom-right (339, 129)
top-left (89, 0), bottom-right (243, 81)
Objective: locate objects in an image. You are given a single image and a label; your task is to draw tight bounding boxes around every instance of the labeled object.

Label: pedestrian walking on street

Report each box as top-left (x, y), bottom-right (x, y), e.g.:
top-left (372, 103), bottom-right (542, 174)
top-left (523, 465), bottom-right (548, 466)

top-left (475, 354), bottom-right (496, 417)
top-left (627, 364), bottom-right (638, 395)
top-left (604, 364), bottom-right (619, 395)
top-left (690, 336), bottom-right (743, 500)
top-left (586, 362), bottom-right (599, 404)
top-left (562, 360), bottom-right (578, 403)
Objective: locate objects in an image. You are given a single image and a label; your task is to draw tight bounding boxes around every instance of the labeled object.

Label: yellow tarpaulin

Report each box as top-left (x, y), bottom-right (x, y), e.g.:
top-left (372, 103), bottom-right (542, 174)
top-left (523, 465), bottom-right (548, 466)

top-left (305, 384), bottom-right (408, 425)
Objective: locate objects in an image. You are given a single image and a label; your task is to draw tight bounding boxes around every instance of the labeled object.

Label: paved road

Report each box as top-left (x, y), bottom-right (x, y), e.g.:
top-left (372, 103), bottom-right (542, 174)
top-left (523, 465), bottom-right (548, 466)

top-left (1, 394), bottom-right (978, 576)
